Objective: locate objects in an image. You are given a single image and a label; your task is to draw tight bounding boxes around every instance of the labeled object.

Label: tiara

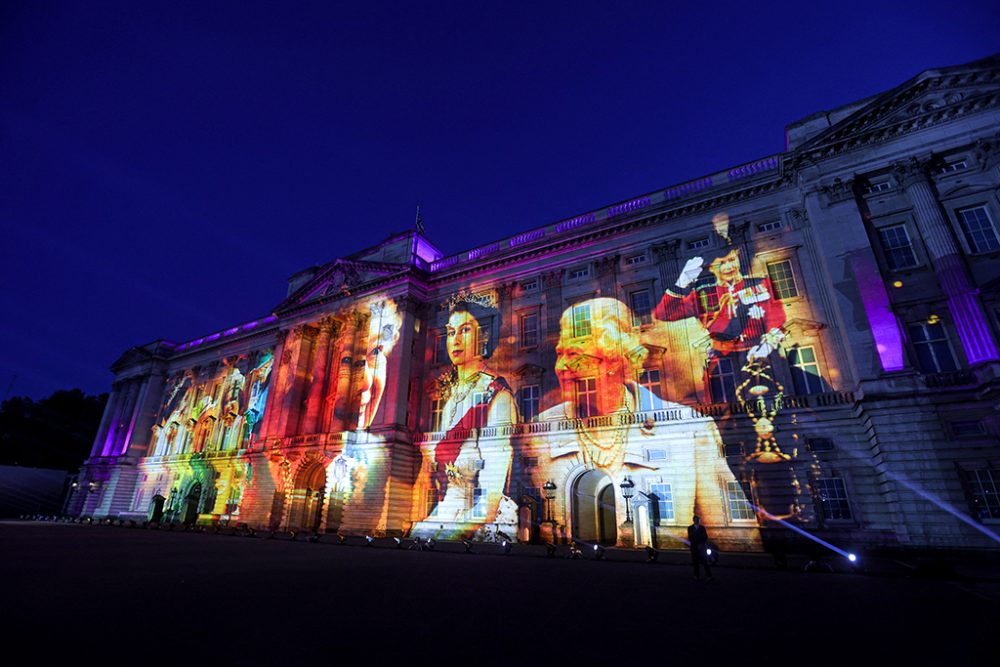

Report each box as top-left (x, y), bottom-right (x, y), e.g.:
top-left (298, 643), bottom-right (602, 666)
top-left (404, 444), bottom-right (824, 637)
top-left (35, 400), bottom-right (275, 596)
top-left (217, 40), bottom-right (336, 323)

top-left (444, 290), bottom-right (498, 311)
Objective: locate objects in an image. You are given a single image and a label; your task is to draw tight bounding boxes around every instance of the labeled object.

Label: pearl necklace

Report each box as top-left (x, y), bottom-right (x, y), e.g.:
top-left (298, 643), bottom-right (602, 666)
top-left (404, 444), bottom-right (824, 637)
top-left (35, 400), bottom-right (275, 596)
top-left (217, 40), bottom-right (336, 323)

top-left (576, 391), bottom-right (634, 469)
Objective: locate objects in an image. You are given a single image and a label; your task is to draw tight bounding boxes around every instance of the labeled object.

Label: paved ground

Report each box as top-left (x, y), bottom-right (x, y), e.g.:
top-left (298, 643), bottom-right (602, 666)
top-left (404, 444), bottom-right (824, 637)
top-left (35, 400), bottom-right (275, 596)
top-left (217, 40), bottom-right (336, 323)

top-left (2, 522), bottom-right (996, 664)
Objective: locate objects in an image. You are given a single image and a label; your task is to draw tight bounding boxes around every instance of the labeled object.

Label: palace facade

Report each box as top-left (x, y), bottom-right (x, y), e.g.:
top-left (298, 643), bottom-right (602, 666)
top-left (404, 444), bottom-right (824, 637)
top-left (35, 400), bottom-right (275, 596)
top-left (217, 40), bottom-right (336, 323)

top-left (68, 54), bottom-right (1000, 554)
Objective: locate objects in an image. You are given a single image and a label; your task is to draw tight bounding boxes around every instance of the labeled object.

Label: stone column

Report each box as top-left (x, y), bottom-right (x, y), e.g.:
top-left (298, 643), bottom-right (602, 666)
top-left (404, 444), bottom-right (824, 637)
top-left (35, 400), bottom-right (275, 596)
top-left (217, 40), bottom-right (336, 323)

top-left (92, 381), bottom-right (124, 458)
top-left (496, 282), bottom-right (516, 380)
top-left (109, 379), bottom-right (139, 457)
top-left (651, 240), bottom-right (681, 295)
top-left (301, 317), bottom-right (338, 434)
top-left (270, 326), bottom-right (316, 438)
top-left (540, 270), bottom-right (564, 404)
top-left (892, 157), bottom-right (999, 364)
top-left (595, 254), bottom-right (619, 299)
top-left (259, 329), bottom-right (289, 442)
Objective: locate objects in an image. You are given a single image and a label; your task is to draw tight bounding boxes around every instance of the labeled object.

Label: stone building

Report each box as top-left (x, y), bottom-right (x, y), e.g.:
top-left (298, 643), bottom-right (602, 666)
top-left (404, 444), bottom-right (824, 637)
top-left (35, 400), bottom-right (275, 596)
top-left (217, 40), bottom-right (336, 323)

top-left (67, 53), bottom-right (1000, 554)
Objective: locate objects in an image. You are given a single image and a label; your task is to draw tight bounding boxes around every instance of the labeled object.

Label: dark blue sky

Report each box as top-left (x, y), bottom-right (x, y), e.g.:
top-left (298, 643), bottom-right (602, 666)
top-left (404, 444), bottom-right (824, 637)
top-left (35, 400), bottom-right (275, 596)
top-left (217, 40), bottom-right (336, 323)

top-left (1, 1), bottom-right (997, 400)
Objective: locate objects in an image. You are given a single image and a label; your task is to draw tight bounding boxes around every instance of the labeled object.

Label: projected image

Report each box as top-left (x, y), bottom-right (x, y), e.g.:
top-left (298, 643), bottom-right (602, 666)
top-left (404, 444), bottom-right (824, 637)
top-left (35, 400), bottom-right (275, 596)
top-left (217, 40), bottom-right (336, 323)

top-left (519, 298), bottom-right (754, 546)
top-left (150, 350), bottom-right (274, 457)
top-left (411, 291), bottom-right (519, 540)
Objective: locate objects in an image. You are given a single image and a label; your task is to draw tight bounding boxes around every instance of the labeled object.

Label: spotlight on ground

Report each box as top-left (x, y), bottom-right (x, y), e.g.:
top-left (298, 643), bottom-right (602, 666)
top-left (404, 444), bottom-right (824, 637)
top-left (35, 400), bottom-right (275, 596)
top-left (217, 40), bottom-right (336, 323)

top-left (848, 553), bottom-right (858, 563)
top-left (426, 538), bottom-right (436, 551)
top-left (502, 540), bottom-right (512, 555)
top-left (393, 537), bottom-right (402, 548)
top-left (593, 545), bottom-right (605, 560)
top-left (645, 546), bottom-right (659, 563)
top-left (365, 535), bottom-right (374, 546)
top-left (463, 540), bottom-right (473, 554)
top-left (545, 542), bottom-right (557, 558)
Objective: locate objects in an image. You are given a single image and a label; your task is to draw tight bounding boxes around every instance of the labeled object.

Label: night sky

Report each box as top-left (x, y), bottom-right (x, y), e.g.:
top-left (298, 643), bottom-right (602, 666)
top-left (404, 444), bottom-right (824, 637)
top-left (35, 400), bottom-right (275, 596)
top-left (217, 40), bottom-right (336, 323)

top-left (1, 1), bottom-right (997, 400)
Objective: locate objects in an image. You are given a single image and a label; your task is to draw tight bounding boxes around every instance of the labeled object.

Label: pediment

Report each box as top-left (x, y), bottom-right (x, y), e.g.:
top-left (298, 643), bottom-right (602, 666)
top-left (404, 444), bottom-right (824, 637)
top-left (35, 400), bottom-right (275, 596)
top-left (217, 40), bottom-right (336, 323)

top-left (273, 259), bottom-right (406, 314)
top-left (796, 54), bottom-right (1000, 154)
top-left (784, 317), bottom-right (826, 337)
top-left (513, 363), bottom-right (546, 378)
top-left (110, 346), bottom-right (154, 372)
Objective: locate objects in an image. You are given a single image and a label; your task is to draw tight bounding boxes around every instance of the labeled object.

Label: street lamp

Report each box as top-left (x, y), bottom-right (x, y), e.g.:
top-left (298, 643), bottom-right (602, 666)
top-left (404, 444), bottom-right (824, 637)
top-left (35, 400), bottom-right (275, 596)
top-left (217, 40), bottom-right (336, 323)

top-left (620, 476), bottom-right (635, 523)
top-left (542, 480), bottom-right (557, 523)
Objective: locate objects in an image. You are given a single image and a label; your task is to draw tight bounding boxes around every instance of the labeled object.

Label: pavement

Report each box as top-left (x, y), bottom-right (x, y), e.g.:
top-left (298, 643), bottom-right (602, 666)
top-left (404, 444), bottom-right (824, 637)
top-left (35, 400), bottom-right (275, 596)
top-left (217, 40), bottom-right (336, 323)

top-left (2, 520), bottom-right (997, 664)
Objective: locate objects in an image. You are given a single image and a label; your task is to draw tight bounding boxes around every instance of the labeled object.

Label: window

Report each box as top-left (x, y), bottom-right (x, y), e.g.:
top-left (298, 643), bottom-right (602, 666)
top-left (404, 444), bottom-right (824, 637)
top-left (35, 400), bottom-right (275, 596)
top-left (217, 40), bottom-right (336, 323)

top-left (649, 483), bottom-right (675, 522)
top-left (476, 319), bottom-right (491, 358)
top-left (909, 322), bottom-right (958, 373)
top-left (519, 385), bottom-right (540, 422)
top-left (572, 304), bottom-right (592, 337)
top-left (807, 438), bottom-right (835, 453)
top-left (864, 180), bottom-right (892, 194)
top-left (646, 449), bottom-right (667, 462)
top-left (629, 289), bottom-right (653, 326)
top-left (430, 398), bottom-right (444, 431)
top-left (951, 420), bottom-right (986, 437)
top-left (938, 159), bottom-right (968, 174)
top-left (877, 224), bottom-right (919, 270)
top-left (434, 333), bottom-right (448, 364)
top-left (574, 378), bottom-right (598, 418)
top-left (724, 442), bottom-right (744, 457)
top-left (688, 237), bottom-right (710, 250)
top-left (426, 489), bottom-right (439, 517)
top-left (727, 481), bottom-right (755, 520)
top-left (625, 253), bottom-right (647, 266)
top-left (520, 312), bottom-right (539, 349)
top-left (757, 220), bottom-right (782, 233)
top-left (957, 206), bottom-right (1000, 253)
top-left (766, 260), bottom-right (798, 299)
top-left (521, 278), bottom-right (538, 292)
top-left (472, 392), bottom-right (488, 427)
top-left (472, 486), bottom-right (487, 518)
top-left (636, 370), bottom-right (663, 410)
top-left (569, 266), bottom-right (590, 280)
top-left (963, 468), bottom-right (1000, 520)
top-left (708, 357), bottom-right (736, 403)
top-left (815, 478), bottom-right (852, 520)
top-left (789, 346), bottom-right (824, 394)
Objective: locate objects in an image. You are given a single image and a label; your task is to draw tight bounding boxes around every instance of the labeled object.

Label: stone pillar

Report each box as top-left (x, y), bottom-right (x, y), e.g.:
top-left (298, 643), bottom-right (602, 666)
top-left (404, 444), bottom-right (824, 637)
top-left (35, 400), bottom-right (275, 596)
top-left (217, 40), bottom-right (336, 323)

top-left (892, 157), bottom-right (999, 364)
top-left (118, 372), bottom-right (159, 458)
top-left (108, 380), bottom-right (139, 457)
top-left (270, 326), bottom-right (316, 438)
top-left (496, 282), bottom-right (516, 381)
top-left (595, 254), bottom-right (619, 298)
top-left (302, 317), bottom-right (338, 434)
top-left (92, 382), bottom-right (124, 458)
top-left (540, 270), bottom-right (564, 404)
top-left (651, 240), bottom-right (681, 294)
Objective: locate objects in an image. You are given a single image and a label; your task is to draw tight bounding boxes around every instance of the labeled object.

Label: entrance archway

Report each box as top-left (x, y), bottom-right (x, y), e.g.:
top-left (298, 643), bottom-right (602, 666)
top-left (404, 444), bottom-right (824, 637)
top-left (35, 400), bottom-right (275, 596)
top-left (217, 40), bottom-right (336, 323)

top-left (287, 462), bottom-right (327, 532)
top-left (572, 470), bottom-right (617, 545)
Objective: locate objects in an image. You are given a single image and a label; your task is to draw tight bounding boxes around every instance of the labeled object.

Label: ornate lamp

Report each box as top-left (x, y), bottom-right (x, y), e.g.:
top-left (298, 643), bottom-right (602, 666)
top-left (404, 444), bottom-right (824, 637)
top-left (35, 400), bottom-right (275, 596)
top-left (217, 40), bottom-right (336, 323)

top-left (619, 476), bottom-right (635, 523)
top-left (543, 480), bottom-right (557, 523)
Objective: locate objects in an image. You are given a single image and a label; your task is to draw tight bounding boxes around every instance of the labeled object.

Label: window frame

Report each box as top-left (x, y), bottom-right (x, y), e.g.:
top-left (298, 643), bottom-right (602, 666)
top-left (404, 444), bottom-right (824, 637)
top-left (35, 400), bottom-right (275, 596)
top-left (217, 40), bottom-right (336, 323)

top-left (629, 288), bottom-right (654, 327)
top-left (815, 477), bottom-right (853, 522)
top-left (648, 482), bottom-right (675, 524)
top-left (765, 259), bottom-right (799, 300)
top-left (726, 480), bottom-right (756, 521)
top-left (908, 320), bottom-right (960, 374)
top-left (519, 309), bottom-right (540, 350)
top-left (519, 384), bottom-right (540, 423)
top-left (955, 204), bottom-right (1000, 255)
top-left (788, 345), bottom-right (825, 395)
top-left (707, 356), bottom-right (737, 404)
top-left (876, 223), bottom-right (920, 271)
top-left (571, 303), bottom-right (593, 338)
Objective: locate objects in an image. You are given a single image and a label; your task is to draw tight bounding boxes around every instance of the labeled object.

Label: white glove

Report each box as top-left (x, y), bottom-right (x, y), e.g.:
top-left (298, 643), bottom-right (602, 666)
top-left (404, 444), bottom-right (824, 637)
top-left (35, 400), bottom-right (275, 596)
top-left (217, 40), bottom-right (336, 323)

top-left (747, 342), bottom-right (773, 361)
top-left (676, 257), bottom-right (704, 289)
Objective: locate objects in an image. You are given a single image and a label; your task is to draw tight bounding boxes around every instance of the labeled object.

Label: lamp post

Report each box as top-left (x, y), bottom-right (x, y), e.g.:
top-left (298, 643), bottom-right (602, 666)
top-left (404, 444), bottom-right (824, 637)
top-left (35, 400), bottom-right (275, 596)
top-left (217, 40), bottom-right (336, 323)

top-left (543, 480), bottom-right (556, 523)
top-left (620, 476), bottom-right (635, 523)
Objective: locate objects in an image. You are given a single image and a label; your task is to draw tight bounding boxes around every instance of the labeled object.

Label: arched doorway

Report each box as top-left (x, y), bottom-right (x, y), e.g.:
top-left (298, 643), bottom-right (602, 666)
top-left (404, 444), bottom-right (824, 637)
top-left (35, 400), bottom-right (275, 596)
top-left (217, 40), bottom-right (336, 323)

top-left (182, 483), bottom-right (202, 525)
top-left (572, 470), bottom-right (617, 545)
top-left (287, 462), bottom-right (327, 532)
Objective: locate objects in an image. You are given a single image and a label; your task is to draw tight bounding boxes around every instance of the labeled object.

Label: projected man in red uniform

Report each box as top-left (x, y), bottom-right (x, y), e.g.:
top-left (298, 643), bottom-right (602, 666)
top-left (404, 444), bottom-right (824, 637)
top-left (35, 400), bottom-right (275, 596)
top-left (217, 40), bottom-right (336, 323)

top-left (653, 213), bottom-right (786, 389)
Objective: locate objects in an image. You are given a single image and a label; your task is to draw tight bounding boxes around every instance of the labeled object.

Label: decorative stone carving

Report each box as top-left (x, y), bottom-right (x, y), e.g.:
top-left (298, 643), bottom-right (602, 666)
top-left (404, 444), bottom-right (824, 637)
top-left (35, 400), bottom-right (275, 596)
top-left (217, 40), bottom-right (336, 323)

top-left (818, 176), bottom-right (857, 206)
top-left (595, 254), bottom-right (620, 277)
top-left (651, 239), bottom-right (681, 262)
top-left (889, 157), bottom-right (932, 189)
top-left (541, 269), bottom-right (564, 290)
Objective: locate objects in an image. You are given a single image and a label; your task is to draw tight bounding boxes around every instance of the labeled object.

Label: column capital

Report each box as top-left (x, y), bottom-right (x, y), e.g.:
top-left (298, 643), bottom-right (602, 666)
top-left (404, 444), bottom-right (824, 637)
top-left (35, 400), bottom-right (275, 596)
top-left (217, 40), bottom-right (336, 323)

top-left (541, 269), bottom-right (564, 290)
top-left (974, 133), bottom-right (1000, 171)
top-left (651, 239), bottom-right (681, 262)
top-left (890, 156), bottom-right (934, 189)
top-left (817, 176), bottom-right (857, 206)
top-left (595, 254), bottom-right (620, 277)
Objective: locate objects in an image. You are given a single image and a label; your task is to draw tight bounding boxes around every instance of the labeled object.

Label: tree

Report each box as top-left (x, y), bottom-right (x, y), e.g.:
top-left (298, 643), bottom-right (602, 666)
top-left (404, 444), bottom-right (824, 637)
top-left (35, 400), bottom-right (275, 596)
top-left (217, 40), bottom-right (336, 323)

top-left (0, 390), bottom-right (108, 471)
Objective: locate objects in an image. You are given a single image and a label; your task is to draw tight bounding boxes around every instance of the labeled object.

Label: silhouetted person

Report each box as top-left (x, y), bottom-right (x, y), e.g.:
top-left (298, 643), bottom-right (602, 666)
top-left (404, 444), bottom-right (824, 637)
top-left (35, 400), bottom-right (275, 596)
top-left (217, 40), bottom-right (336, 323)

top-left (687, 515), bottom-right (713, 581)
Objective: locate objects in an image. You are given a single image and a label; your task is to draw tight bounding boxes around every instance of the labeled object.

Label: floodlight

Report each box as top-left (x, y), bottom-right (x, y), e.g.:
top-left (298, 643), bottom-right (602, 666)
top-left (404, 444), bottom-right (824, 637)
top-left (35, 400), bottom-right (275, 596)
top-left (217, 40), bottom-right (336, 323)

top-left (706, 548), bottom-right (712, 556)
top-left (645, 546), bottom-right (659, 563)
top-left (848, 553), bottom-right (857, 563)
top-left (308, 533), bottom-right (321, 543)
top-left (365, 535), bottom-right (374, 546)
top-left (463, 540), bottom-right (473, 553)
top-left (336, 533), bottom-right (346, 545)
top-left (502, 540), bottom-right (512, 555)
top-left (426, 538), bottom-right (436, 551)
top-left (593, 545), bottom-right (605, 560)
top-left (394, 537), bottom-right (403, 548)
top-left (545, 542), bottom-right (557, 558)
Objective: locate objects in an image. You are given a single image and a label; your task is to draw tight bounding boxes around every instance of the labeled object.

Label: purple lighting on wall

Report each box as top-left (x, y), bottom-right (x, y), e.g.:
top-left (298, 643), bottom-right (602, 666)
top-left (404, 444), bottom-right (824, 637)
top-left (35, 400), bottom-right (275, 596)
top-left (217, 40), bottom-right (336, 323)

top-left (555, 212), bottom-right (596, 233)
top-left (509, 229), bottom-right (545, 247)
top-left (727, 156), bottom-right (779, 181)
top-left (850, 253), bottom-right (905, 371)
top-left (664, 176), bottom-right (713, 200)
top-left (946, 291), bottom-right (999, 364)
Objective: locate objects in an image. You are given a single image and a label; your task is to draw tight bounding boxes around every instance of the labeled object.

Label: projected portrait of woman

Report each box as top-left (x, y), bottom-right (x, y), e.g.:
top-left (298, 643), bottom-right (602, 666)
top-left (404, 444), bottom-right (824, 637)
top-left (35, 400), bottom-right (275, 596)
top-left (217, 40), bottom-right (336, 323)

top-left (528, 297), bottom-right (749, 533)
top-left (411, 292), bottom-right (518, 540)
